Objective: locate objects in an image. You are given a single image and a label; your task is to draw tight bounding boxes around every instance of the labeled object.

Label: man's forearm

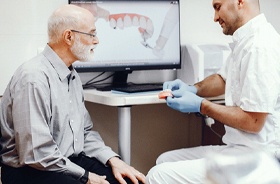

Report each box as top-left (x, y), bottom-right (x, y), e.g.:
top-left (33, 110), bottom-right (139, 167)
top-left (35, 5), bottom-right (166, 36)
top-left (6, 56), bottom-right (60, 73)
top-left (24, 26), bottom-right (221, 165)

top-left (200, 99), bottom-right (267, 133)
top-left (195, 74), bottom-right (225, 97)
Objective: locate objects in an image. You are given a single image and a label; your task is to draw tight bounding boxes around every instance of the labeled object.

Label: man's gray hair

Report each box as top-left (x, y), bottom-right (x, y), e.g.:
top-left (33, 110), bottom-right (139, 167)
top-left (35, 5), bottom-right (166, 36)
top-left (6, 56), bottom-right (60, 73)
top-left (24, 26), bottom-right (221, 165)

top-left (48, 13), bottom-right (82, 44)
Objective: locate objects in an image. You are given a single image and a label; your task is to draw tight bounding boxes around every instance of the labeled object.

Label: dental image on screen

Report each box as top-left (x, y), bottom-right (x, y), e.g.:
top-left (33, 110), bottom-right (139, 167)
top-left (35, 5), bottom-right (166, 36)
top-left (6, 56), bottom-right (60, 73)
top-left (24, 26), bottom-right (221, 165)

top-left (70, 0), bottom-right (180, 71)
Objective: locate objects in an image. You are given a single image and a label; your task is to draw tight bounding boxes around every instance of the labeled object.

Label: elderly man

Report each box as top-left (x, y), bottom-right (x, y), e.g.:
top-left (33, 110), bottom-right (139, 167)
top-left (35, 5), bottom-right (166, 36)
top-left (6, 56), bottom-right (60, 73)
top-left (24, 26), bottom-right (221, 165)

top-left (0, 4), bottom-right (145, 184)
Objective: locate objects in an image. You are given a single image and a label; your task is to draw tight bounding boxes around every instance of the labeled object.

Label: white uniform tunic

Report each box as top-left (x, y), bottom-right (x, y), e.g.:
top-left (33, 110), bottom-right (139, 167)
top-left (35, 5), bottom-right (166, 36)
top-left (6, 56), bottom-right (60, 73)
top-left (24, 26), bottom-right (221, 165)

top-left (146, 14), bottom-right (280, 184)
top-left (219, 14), bottom-right (280, 155)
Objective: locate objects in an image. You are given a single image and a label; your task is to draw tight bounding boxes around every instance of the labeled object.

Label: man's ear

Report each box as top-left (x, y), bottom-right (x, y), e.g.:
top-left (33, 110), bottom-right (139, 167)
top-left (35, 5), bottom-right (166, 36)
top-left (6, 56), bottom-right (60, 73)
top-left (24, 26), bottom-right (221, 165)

top-left (63, 29), bottom-right (73, 46)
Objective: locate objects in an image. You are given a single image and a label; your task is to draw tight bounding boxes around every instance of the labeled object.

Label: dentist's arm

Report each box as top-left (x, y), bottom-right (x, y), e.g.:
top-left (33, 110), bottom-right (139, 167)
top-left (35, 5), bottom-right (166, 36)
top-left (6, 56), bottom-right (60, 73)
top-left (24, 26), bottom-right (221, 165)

top-left (195, 74), bottom-right (267, 133)
top-left (194, 74), bottom-right (225, 98)
top-left (200, 100), bottom-right (267, 133)
top-left (165, 74), bottom-right (267, 133)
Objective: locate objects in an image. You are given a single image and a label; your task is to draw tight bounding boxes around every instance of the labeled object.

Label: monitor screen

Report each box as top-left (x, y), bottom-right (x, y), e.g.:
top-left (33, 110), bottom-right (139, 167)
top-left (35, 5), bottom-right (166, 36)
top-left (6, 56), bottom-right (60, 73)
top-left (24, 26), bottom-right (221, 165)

top-left (69, 0), bottom-right (181, 73)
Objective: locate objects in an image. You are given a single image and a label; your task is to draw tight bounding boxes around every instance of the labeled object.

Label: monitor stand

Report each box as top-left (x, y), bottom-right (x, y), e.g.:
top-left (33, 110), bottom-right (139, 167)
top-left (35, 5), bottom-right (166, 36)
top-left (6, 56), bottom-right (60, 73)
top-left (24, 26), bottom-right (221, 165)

top-left (96, 71), bottom-right (132, 91)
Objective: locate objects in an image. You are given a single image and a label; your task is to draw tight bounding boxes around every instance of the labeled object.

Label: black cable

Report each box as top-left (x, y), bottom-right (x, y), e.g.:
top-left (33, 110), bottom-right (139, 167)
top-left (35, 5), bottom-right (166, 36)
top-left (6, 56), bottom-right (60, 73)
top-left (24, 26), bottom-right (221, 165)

top-left (89, 73), bottom-right (115, 84)
top-left (84, 72), bottom-right (105, 86)
top-left (82, 73), bottom-right (115, 89)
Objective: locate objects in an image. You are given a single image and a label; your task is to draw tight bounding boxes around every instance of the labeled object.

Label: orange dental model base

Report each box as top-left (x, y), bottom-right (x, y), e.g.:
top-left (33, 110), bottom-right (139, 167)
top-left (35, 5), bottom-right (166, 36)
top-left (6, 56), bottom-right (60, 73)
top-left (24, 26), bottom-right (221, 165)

top-left (158, 89), bottom-right (173, 99)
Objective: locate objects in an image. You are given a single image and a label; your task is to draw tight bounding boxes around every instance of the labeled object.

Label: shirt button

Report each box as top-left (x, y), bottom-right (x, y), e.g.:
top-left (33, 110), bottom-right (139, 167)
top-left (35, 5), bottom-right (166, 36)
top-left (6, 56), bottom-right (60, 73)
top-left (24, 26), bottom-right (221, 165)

top-left (75, 139), bottom-right (78, 142)
top-left (70, 100), bottom-right (72, 103)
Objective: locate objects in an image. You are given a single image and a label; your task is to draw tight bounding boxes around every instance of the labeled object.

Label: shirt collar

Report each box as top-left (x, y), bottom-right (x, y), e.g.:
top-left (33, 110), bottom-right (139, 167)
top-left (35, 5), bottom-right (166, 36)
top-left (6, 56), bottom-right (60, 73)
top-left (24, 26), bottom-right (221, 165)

top-left (42, 44), bottom-right (71, 81)
top-left (232, 14), bottom-right (267, 43)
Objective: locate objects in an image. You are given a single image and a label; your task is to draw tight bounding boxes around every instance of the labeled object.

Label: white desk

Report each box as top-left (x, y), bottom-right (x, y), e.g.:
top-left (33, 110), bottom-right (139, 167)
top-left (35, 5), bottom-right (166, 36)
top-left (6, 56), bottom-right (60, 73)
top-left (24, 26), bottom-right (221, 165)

top-left (84, 89), bottom-right (165, 164)
top-left (84, 89), bottom-right (225, 164)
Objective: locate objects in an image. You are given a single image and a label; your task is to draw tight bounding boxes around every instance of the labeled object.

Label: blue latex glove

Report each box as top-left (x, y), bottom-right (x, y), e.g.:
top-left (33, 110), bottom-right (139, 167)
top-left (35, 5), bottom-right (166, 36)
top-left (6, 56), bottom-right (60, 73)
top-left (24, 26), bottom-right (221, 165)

top-left (163, 79), bottom-right (197, 95)
top-left (166, 90), bottom-right (204, 113)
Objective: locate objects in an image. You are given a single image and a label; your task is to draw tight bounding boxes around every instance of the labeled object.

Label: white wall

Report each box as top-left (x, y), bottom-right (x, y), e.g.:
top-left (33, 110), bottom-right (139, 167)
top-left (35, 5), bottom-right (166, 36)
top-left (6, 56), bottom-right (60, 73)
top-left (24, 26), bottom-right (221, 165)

top-left (0, 0), bottom-right (67, 95)
top-left (180, 0), bottom-right (231, 45)
top-left (0, 0), bottom-right (280, 95)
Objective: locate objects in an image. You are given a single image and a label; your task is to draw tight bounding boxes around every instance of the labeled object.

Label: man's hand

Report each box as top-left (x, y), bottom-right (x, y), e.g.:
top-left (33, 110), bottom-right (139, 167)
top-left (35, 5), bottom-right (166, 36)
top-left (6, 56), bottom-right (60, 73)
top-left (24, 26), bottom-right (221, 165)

top-left (87, 172), bottom-right (109, 184)
top-left (108, 157), bottom-right (146, 184)
top-left (166, 90), bottom-right (204, 113)
top-left (163, 79), bottom-right (197, 94)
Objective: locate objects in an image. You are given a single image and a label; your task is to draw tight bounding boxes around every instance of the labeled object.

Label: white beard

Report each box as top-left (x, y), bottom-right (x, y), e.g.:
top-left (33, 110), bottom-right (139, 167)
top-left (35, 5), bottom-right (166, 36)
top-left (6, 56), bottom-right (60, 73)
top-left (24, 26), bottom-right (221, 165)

top-left (70, 36), bottom-right (96, 62)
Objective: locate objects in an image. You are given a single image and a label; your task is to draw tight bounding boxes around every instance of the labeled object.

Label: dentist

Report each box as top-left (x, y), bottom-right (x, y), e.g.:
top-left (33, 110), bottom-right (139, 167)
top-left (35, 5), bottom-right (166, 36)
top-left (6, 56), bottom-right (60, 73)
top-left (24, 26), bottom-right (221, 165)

top-left (146, 0), bottom-right (280, 183)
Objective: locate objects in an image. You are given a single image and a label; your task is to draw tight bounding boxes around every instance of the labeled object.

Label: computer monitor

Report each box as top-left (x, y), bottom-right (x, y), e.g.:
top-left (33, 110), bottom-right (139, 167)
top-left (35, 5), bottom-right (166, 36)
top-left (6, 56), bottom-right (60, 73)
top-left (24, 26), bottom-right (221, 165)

top-left (69, 0), bottom-right (181, 88)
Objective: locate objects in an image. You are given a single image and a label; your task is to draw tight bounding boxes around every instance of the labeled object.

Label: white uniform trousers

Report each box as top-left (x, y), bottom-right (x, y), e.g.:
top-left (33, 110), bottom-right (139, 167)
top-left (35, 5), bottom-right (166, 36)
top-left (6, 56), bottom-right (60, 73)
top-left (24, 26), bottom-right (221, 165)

top-left (146, 145), bottom-right (254, 184)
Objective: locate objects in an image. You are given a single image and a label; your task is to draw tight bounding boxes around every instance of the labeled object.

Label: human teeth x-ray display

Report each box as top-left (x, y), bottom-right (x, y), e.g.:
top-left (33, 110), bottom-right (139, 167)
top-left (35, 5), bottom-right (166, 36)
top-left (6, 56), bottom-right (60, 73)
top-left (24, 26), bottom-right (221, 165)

top-left (70, 0), bottom-right (180, 70)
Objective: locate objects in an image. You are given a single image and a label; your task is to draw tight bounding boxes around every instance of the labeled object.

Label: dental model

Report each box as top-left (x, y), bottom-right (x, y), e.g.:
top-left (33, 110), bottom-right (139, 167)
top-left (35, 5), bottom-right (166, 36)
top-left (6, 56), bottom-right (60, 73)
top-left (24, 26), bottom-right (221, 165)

top-left (158, 89), bottom-right (173, 99)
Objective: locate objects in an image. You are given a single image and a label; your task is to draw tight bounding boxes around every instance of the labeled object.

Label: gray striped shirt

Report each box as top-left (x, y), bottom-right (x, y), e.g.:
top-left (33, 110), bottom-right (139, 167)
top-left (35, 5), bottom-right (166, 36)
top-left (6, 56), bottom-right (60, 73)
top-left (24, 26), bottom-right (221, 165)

top-left (0, 44), bottom-right (118, 179)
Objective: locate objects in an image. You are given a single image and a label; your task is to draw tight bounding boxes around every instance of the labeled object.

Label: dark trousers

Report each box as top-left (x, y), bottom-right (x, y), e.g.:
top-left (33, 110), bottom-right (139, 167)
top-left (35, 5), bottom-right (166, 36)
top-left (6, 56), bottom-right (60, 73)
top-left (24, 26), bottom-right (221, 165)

top-left (1, 154), bottom-right (140, 184)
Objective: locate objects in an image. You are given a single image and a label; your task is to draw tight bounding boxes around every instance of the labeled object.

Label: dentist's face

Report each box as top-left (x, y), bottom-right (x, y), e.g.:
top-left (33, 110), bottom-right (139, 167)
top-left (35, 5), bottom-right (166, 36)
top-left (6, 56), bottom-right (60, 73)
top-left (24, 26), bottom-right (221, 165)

top-left (212, 0), bottom-right (242, 35)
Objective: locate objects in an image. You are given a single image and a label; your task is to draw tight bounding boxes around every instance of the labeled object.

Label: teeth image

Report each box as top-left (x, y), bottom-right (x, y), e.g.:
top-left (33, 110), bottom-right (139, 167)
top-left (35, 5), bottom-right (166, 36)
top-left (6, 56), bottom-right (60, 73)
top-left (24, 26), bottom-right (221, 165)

top-left (124, 15), bottom-right (132, 27)
top-left (109, 18), bottom-right (117, 28)
top-left (139, 16), bottom-right (147, 29)
top-left (117, 17), bottom-right (124, 29)
top-left (132, 16), bottom-right (139, 26)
